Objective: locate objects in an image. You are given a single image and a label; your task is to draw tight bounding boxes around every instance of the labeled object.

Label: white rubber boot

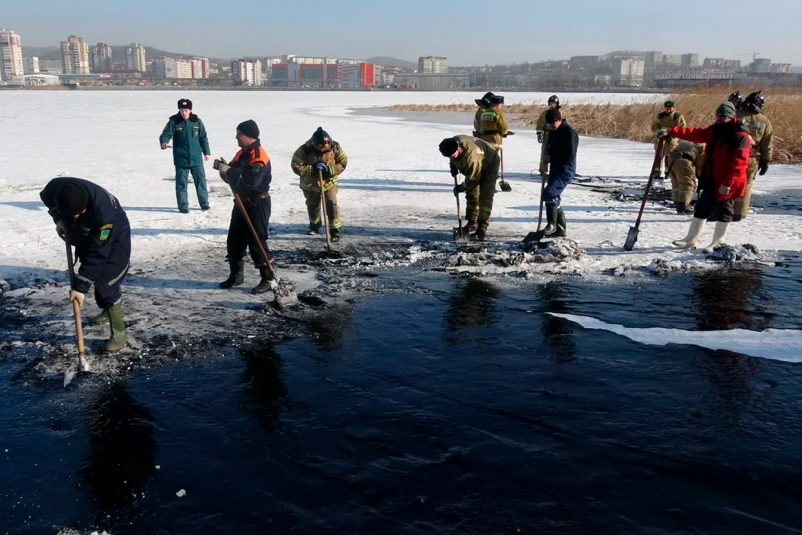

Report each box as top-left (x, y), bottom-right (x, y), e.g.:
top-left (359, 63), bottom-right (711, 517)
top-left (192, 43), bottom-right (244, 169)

top-left (703, 222), bottom-right (730, 253)
top-left (673, 218), bottom-right (706, 249)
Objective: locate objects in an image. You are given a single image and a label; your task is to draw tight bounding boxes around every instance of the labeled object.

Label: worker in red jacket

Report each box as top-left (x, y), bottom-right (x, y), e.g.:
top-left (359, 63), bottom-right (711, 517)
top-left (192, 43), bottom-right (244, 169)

top-left (658, 101), bottom-right (751, 252)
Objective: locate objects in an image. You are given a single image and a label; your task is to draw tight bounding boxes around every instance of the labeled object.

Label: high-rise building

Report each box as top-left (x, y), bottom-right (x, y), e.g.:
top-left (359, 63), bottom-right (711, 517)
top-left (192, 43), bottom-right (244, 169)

top-left (126, 43), bottom-right (146, 72)
top-left (91, 43), bottom-right (113, 72)
top-left (232, 59), bottom-right (262, 85)
top-left (681, 53), bottom-right (699, 67)
top-left (612, 57), bottom-right (645, 87)
top-left (61, 35), bottom-right (90, 74)
top-left (662, 54), bottom-right (682, 67)
top-left (23, 56), bottom-right (39, 74)
top-left (644, 51), bottom-right (663, 71)
top-left (190, 57), bottom-right (209, 79)
top-left (0, 29), bottom-right (25, 81)
top-left (418, 56), bottom-right (448, 73)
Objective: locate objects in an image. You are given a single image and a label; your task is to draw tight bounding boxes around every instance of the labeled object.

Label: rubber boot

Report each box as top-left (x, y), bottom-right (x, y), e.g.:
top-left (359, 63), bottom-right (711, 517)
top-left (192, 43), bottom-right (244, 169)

top-left (474, 224), bottom-right (487, 242)
top-left (88, 308), bottom-right (110, 327)
top-left (219, 259), bottom-right (245, 289)
top-left (251, 267), bottom-right (275, 295)
top-left (703, 222), bottom-right (730, 253)
top-left (330, 228), bottom-right (341, 243)
top-left (542, 205), bottom-right (559, 236)
top-left (673, 217), bottom-right (706, 248)
top-left (307, 223), bottom-right (320, 236)
top-left (105, 303), bottom-right (127, 353)
top-left (552, 209), bottom-right (567, 237)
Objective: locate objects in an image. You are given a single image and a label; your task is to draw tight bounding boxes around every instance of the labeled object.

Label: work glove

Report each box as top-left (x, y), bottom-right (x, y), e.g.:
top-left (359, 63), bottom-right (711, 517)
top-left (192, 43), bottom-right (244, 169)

top-left (56, 220), bottom-right (68, 241)
top-left (657, 128), bottom-right (671, 139)
top-left (759, 161), bottom-right (769, 176)
top-left (718, 185), bottom-right (731, 196)
top-left (449, 162), bottom-right (458, 178)
top-left (214, 158), bottom-right (231, 182)
top-left (537, 131), bottom-right (544, 144)
top-left (453, 182), bottom-right (466, 197)
top-left (69, 290), bottom-right (84, 308)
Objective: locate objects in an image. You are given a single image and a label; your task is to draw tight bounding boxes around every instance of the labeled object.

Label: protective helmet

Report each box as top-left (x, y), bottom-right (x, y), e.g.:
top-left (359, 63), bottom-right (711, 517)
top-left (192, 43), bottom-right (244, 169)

top-left (742, 91), bottom-right (765, 112)
top-left (311, 127), bottom-right (332, 151)
top-left (475, 91), bottom-right (495, 107)
top-left (548, 95), bottom-right (559, 105)
top-left (728, 91), bottom-right (743, 105)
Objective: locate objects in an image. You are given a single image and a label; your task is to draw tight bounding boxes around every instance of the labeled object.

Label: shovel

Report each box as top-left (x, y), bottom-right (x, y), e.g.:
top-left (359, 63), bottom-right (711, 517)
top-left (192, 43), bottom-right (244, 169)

top-left (64, 238), bottom-right (91, 386)
top-left (522, 170), bottom-right (549, 245)
top-left (624, 138), bottom-right (666, 251)
top-left (452, 173), bottom-right (468, 243)
top-left (499, 148), bottom-right (512, 193)
top-left (318, 170), bottom-right (333, 252)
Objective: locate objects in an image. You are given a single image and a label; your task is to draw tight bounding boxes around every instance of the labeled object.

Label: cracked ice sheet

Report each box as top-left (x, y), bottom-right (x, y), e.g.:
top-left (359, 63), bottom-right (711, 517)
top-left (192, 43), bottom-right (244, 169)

top-left (0, 90), bottom-right (801, 289)
top-left (549, 313), bottom-right (802, 363)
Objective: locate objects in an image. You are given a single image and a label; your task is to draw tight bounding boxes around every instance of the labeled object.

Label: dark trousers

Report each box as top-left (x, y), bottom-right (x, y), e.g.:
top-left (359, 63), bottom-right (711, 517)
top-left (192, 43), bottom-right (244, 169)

top-left (694, 177), bottom-right (734, 222)
top-left (543, 161), bottom-right (576, 208)
top-left (79, 232), bottom-right (131, 309)
top-left (175, 165), bottom-right (209, 210)
top-left (226, 197), bottom-right (271, 267)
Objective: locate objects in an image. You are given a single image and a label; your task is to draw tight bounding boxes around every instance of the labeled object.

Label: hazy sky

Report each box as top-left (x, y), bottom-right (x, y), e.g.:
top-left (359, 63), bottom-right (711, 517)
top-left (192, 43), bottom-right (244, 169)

top-left (7, 0), bottom-right (802, 65)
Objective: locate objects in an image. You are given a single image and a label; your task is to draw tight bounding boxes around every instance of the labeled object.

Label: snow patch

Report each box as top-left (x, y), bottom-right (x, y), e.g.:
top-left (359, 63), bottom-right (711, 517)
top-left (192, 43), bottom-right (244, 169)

top-left (549, 313), bottom-right (802, 362)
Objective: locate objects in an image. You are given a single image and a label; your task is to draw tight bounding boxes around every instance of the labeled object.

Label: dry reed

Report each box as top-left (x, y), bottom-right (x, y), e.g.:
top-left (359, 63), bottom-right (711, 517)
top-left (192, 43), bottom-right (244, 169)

top-left (387, 87), bottom-right (802, 164)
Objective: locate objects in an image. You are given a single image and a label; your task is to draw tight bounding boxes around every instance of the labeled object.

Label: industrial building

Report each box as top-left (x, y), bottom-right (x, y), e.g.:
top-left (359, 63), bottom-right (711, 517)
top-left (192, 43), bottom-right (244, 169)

top-left (269, 61), bottom-right (376, 88)
top-left (393, 73), bottom-right (470, 90)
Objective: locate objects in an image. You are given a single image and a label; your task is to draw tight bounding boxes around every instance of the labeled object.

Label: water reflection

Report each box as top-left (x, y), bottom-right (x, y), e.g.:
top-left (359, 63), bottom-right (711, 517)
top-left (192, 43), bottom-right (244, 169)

top-left (691, 267), bottom-right (765, 331)
top-left (78, 381), bottom-right (157, 513)
top-left (239, 344), bottom-right (288, 433)
top-left (538, 282), bottom-right (577, 363)
top-left (445, 278), bottom-right (501, 331)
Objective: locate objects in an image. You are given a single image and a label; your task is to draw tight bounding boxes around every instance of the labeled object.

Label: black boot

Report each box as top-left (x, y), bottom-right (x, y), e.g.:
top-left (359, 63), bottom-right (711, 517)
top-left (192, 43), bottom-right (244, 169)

top-left (307, 223), bottom-right (320, 235)
top-left (676, 202), bottom-right (693, 215)
top-left (474, 224), bottom-right (487, 241)
top-left (219, 259), bottom-right (244, 289)
top-left (542, 205), bottom-right (559, 235)
top-left (251, 266), bottom-right (275, 295)
top-left (330, 228), bottom-right (341, 243)
top-left (553, 209), bottom-right (567, 237)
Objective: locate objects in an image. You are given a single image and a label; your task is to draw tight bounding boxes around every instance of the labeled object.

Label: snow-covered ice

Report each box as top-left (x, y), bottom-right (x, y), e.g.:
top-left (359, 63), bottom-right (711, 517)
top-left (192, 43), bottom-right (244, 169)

top-left (549, 313), bottom-right (802, 362)
top-left (1, 90), bottom-right (800, 353)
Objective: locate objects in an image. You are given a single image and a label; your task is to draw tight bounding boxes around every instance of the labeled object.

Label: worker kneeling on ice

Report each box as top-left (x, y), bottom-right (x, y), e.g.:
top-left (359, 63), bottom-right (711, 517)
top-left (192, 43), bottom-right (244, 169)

top-left (214, 120), bottom-right (274, 294)
top-left (40, 177), bottom-right (131, 353)
top-left (439, 135), bottom-right (500, 242)
top-left (660, 101), bottom-right (751, 252)
top-left (540, 109), bottom-right (578, 238)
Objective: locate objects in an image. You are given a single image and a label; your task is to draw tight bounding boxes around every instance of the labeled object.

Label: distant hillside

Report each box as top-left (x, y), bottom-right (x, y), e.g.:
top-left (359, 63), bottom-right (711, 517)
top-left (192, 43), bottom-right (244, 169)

top-left (366, 56), bottom-right (417, 70)
top-left (22, 44), bottom-right (198, 62)
top-left (21, 46), bottom-right (60, 60)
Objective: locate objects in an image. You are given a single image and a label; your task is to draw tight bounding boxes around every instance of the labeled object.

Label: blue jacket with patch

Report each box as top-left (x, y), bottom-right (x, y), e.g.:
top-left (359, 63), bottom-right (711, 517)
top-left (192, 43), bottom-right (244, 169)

top-left (40, 177), bottom-right (131, 293)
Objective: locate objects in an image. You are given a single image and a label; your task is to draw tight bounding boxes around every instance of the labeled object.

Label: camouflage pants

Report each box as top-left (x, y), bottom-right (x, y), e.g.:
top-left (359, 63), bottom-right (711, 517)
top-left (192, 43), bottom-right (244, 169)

top-left (733, 158), bottom-right (759, 222)
top-left (539, 133), bottom-right (550, 176)
top-left (655, 138), bottom-right (679, 173)
top-left (668, 157), bottom-right (697, 205)
top-left (303, 186), bottom-right (341, 229)
top-left (465, 155), bottom-right (501, 226)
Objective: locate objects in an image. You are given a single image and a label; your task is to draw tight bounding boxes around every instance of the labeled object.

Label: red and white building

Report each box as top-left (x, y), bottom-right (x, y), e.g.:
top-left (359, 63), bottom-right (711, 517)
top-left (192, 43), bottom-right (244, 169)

top-left (270, 60), bottom-right (377, 88)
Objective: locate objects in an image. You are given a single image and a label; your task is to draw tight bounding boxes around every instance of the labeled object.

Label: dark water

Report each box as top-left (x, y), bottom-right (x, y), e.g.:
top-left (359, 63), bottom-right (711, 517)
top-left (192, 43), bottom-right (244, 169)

top-left (3, 261), bottom-right (802, 534)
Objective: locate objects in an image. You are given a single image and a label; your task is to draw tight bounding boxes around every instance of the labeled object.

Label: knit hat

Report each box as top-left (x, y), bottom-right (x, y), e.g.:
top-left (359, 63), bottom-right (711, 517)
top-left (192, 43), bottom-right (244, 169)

top-left (178, 98), bottom-right (192, 110)
top-left (716, 101), bottom-right (736, 118)
top-left (56, 180), bottom-right (89, 215)
top-left (545, 108), bottom-right (562, 124)
top-left (439, 137), bottom-right (459, 157)
top-left (236, 119), bottom-right (260, 139)
top-left (664, 100), bottom-right (675, 108)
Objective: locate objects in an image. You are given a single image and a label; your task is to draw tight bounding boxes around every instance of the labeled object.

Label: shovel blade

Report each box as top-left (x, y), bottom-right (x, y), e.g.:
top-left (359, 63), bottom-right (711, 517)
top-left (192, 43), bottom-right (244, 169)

top-left (522, 230), bottom-right (545, 245)
top-left (624, 226), bottom-right (639, 251)
top-left (453, 227), bottom-right (468, 243)
top-left (499, 180), bottom-right (512, 193)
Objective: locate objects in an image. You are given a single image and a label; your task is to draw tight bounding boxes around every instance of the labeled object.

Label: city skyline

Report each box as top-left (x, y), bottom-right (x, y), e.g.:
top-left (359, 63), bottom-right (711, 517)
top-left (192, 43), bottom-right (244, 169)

top-left (4, 0), bottom-right (802, 66)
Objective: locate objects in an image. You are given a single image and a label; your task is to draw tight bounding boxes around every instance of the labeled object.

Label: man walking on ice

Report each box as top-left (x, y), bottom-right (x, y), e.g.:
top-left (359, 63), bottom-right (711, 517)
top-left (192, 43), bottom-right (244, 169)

top-left (159, 98), bottom-right (212, 213)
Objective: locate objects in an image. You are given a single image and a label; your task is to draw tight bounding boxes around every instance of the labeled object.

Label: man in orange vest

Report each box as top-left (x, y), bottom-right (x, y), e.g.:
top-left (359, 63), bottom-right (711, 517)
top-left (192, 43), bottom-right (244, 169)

top-left (213, 120), bottom-right (274, 294)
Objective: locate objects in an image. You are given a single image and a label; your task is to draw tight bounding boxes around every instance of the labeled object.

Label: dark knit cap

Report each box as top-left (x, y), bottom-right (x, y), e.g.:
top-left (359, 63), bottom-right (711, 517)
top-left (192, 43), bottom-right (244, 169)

top-left (545, 108), bottom-right (562, 124)
top-left (237, 119), bottom-right (260, 139)
top-left (716, 101), bottom-right (736, 118)
top-left (178, 98), bottom-right (192, 110)
top-left (664, 100), bottom-right (675, 108)
top-left (57, 180), bottom-right (89, 215)
top-left (439, 137), bottom-right (459, 157)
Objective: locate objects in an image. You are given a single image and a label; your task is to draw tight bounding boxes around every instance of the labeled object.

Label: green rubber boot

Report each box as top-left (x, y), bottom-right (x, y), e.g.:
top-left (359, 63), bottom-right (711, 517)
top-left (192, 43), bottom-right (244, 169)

top-left (105, 303), bottom-right (128, 353)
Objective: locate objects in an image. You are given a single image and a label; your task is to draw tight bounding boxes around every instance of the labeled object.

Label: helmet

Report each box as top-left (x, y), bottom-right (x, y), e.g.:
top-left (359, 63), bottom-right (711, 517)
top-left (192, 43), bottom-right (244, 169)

top-left (311, 127), bottom-right (332, 151)
top-left (548, 95), bottom-right (559, 105)
top-left (475, 91), bottom-right (495, 107)
top-left (742, 91), bottom-right (765, 112)
top-left (728, 91), bottom-right (742, 105)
